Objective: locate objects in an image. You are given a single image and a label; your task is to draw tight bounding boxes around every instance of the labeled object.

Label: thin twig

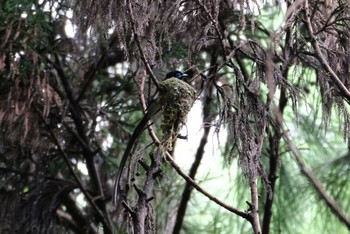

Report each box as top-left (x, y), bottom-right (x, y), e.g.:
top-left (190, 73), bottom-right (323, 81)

top-left (139, 71), bottom-right (159, 144)
top-left (165, 152), bottom-right (250, 220)
top-left (126, 0), bottom-right (159, 89)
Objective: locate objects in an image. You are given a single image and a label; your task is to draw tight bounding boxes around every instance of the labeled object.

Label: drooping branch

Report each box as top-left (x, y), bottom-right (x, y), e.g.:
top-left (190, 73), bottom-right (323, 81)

top-left (126, 0), bottom-right (159, 89)
top-left (194, 0), bottom-right (227, 60)
top-left (304, 0), bottom-right (350, 101)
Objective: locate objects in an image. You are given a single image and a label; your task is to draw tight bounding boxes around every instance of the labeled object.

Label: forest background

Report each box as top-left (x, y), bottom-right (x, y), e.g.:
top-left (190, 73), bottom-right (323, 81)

top-left (0, 0), bottom-right (349, 233)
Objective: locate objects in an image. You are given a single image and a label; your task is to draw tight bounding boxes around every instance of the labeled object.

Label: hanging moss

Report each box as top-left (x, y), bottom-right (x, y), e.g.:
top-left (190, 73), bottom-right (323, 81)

top-left (158, 78), bottom-right (196, 150)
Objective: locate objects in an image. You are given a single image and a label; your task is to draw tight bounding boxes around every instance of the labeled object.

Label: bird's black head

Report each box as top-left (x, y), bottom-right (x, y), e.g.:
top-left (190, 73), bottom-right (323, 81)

top-left (165, 70), bottom-right (189, 80)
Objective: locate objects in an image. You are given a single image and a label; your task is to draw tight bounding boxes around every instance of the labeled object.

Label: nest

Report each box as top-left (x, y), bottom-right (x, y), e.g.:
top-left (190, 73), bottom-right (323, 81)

top-left (158, 78), bottom-right (196, 150)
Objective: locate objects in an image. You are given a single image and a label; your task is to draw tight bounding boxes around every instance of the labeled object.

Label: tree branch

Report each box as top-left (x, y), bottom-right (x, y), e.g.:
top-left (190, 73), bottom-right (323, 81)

top-left (35, 107), bottom-right (112, 232)
top-left (249, 178), bottom-right (262, 234)
top-left (133, 150), bottom-right (163, 234)
top-left (262, 5), bottom-right (292, 230)
top-left (50, 55), bottom-right (113, 233)
top-left (77, 45), bottom-right (125, 102)
top-left (165, 152), bottom-right (250, 220)
top-left (194, 0), bottom-right (227, 61)
top-left (126, 0), bottom-right (159, 89)
top-left (61, 195), bottom-right (99, 234)
top-left (304, 0), bottom-right (350, 101)
top-left (274, 106), bottom-right (350, 230)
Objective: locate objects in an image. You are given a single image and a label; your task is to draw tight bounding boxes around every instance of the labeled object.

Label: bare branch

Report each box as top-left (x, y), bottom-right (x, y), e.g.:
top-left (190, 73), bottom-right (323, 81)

top-left (165, 152), bottom-right (250, 220)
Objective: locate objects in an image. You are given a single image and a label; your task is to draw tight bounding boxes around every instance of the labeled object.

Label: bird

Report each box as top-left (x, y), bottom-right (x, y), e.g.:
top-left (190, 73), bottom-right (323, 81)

top-left (112, 71), bottom-right (189, 205)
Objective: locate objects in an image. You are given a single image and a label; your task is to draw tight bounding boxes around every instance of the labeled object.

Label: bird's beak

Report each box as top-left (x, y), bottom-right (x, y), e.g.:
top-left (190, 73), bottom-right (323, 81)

top-left (181, 73), bottom-right (189, 78)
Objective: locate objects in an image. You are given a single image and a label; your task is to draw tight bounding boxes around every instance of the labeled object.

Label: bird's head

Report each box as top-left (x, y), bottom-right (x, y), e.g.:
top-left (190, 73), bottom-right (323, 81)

top-left (165, 70), bottom-right (189, 80)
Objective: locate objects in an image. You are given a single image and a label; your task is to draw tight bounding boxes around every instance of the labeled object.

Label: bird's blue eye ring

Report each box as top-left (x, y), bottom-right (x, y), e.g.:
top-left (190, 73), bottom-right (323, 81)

top-left (175, 72), bottom-right (181, 78)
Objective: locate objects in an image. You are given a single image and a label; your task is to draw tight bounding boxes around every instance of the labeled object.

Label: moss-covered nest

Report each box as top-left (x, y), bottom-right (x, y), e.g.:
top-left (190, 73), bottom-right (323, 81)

top-left (158, 78), bottom-right (196, 150)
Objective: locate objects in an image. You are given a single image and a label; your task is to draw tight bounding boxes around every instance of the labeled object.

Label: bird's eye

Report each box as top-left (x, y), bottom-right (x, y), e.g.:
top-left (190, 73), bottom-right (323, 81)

top-left (175, 72), bottom-right (181, 78)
